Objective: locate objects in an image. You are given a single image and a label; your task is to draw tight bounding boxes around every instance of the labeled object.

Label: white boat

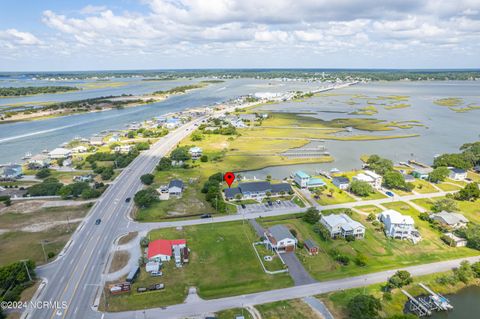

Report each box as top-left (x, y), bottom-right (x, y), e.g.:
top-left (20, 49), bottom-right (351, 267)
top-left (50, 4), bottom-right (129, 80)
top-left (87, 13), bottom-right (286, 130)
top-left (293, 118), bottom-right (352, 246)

top-left (42, 149), bottom-right (49, 154)
top-left (22, 152), bottom-right (32, 160)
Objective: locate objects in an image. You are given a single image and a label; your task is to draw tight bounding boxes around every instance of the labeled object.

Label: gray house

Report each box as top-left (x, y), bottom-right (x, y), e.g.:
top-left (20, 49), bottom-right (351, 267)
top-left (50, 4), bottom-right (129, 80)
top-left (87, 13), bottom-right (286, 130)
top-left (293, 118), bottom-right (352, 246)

top-left (168, 179), bottom-right (184, 196)
top-left (264, 225), bottom-right (297, 252)
top-left (332, 177), bottom-right (350, 190)
top-left (224, 181), bottom-right (292, 200)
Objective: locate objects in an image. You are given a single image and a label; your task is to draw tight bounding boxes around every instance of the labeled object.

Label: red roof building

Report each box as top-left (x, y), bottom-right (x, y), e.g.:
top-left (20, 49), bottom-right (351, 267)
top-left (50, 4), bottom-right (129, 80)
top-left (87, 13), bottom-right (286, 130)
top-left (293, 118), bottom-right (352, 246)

top-left (147, 239), bottom-right (187, 261)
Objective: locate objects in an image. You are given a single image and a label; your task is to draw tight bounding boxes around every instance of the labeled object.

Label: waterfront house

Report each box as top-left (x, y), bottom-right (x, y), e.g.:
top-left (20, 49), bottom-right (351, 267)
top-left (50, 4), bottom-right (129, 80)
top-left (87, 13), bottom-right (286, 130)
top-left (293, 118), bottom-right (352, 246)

top-left (293, 171), bottom-right (326, 189)
top-left (188, 147), bottom-right (203, 160)
top-left (89, 136), bottom-right (105, 146)
top-left (224, 181), bottom-right (292, 200)
top-left (28, 154), bottom-right (51, 168)
top-left (430, 211), bottom-right (469, 229)
top-left (402, 174), bottom-right (416, 182)
top-left (449, 168), bottom-right (467, 181)
top-left (48, 148), bottom-right (72, 159)
top-left (264, 225), bottom-right (297, 253)
top-left (168, 179), bottom-right (184, 196)
top-left (319, 213), bottom-right (366, 239)
top-left (0, 164), bottom-right (23, 180)
top-left (71, 146), bottom-right (88, 154)
top-left (332, 176), bottom-right (350, 190)
top-left (352, 170), bottom-right (382, 189)
top-left (412, 167), bottom-right (433, 180)
top-left (163, 118), bottom-right (181, 129)
top-left (304, 239), bottom-right (319, 255)
top-left (109, 134), bottom-right (121, 143)
top-left (379, 209), bottom-right (420, 242)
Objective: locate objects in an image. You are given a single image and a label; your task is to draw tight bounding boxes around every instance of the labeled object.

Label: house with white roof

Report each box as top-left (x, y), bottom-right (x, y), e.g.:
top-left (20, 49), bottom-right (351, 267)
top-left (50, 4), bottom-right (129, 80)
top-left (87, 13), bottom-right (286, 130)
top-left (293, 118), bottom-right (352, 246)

top-left (320, 213), bottom-right (366, 239)
top-left (71, 146), bottom-right (88, 154)
top-left (352, 170), bottom-right (382, 189)
top-left (28, 154), bottom-right (51, 168)
top-left (264, 225), bottom-right (297, 252)
top-left (379, 209), bottom-right (420, 242)
top-left (449, 168), bottom-right (467, 181)
top-left (430, 211), bottom-right (469, 229)
top-left (48, 148), bottom-right (72, 159)
top-left (114, 145), bottom-right (134, 154)
top-left (89, 136), bottom-right (105, 146)
top-left (188, 147), bottom-right (203, 160)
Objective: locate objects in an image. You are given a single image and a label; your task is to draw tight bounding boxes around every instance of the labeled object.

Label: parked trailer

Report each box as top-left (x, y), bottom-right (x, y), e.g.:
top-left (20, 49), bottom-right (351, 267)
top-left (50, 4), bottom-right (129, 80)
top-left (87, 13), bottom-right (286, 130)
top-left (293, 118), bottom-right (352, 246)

top-left (126, 266), bottom-right (140, 283)
top-left (109, 282), bottom-right (131, 295)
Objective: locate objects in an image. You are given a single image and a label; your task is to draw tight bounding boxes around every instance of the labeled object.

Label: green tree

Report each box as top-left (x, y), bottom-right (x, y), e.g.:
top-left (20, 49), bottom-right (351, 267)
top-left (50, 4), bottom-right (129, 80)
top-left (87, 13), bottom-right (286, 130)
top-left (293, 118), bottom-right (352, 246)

top-left (367, 155), bottom-right (394, 175)
top-left (191, 132), bottom-right (203, 141)
top-left (171, 146), bottom-right (191, 161)
top-left (303, 207), bottom-right (320, 224)
top-left (135, 142), bottom-right (150, 151)
top-left (200, 155), bottom-right (208, 162)
top-left (387, 270), bottom-right (413, 289)
top-left (101, 167), bottom-right (114, 180)
top-left (383, 171), bottom-right (409, 190)
top-left (456, 182), bottom-right (480, 201)
top-left (464, 224), bottom-right (480, 250)
top-left (35, 168), bottom-right (51, 179)
top-left (349, 180), bottom-right (374, 197)
top-left (428, 167), bottom-right (450, 183)
top-left (134, 188), bottom-right (158, 208)
top-left (140, 173), bottom-right (154, 185)
top-left (347, 294), bottom-right (381, 319)
top-left (156, 157), bottom-right (172, 171)
top-left (431, 198), bottom-right (458, 213)
top-left (454, 261), bottom-right (475, 283)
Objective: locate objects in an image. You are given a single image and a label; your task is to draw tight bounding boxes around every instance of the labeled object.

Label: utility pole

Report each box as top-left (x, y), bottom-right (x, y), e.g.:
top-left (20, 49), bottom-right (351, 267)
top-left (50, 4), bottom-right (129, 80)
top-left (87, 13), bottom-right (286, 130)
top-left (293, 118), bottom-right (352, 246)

top-left (40, 240), bottom-right (48, 262)
top-left (66, 215), bottom-right (71, 232)
top-left (21, 259), bottom-right (32, 282)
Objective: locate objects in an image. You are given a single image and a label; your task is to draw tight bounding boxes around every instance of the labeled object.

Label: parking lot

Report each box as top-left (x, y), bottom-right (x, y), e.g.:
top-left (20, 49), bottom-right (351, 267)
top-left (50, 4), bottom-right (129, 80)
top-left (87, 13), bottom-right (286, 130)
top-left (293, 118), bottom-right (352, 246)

top-left (237, 199), bottom-right (298, 214)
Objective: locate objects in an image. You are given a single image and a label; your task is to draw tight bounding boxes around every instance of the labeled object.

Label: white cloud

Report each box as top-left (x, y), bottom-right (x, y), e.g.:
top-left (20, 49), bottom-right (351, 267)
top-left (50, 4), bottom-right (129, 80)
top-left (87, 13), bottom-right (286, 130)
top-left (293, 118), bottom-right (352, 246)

top-left (2, 0), bottom-right (480, 69)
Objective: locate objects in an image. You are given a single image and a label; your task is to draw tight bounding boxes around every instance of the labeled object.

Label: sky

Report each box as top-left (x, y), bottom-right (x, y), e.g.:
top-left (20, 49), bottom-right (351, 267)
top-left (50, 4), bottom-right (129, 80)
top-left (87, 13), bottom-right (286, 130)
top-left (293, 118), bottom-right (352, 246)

top-left (0, 0), bottom-right (480, 71)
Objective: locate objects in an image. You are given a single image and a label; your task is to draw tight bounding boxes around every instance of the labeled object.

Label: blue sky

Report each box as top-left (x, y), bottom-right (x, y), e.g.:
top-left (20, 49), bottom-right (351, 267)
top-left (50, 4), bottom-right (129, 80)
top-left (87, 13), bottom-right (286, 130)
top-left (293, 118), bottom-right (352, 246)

top-left (1, 0), bottom-right (479, 71)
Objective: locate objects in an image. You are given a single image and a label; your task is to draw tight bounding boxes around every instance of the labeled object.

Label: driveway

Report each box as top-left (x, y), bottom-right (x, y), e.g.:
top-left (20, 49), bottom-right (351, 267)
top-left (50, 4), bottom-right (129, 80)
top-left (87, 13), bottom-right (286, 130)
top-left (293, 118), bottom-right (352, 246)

top-left (238, 200), bottom-right (297, 214)
top-left (282, 252), bottom-right (316, 286)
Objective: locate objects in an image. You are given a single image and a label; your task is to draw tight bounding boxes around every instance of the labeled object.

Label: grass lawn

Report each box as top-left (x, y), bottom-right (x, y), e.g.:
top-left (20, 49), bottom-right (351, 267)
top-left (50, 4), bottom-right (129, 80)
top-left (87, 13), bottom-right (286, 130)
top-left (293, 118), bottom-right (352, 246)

top-left (0, 203), bottom-right (90, 266)
top-left (411, 179), bottom-right (439, 194)
top-left (313, 179), bottom-right (356, 205)
top-left (445, 178), bottom-right (467, 187)
top-left (293, 195), bottom-right (307, 208)
top-left (258, 203), bottom-right (479, 282)
top-left (254, 244), bottom-right (287, 272)
top-left (256, 299), bottom-right (322, 319)
top-left (104, 221), bottom-right (293, 311)
top-left (0, 224), bottom-right (79, 266)
top-left (436, 182), bottom-right (462, 191)
top-left (320, 271), bottom-right (480, 319)
top-left (216, 308), bottom-right (253, 319)
top-left (411, 198), bottom-right (480, 224)
top-left (468, 171), bottom-right (480, 182)
top-left (361, 190), bottom-right (388, 201)
top-left (355, 205), bottom-right (383, 215)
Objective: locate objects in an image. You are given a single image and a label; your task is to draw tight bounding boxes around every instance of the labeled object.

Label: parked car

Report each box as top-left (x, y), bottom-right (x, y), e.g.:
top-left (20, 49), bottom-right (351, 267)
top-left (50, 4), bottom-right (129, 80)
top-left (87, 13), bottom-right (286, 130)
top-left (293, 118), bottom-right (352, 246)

top-left (200, 214), bottom-right (212, 219)
top-left (148, 283), bottom-right (165, 291)
top-left (241, 204), bottom-right (246, 209)
top-left (137, 287), bottom-right (147, 293)
top-left (385, 191), bottom-right (394, 197)
top-left (95, 218), bottom-right (101, 225)
top-left (150, 271), bottom-right (163, 277)
top-left (125, 197), bottom-right (131, 203)
top-left (276, 200), bottom-right (281, 204)
top-left (267, 201), bottom-right (273, 206)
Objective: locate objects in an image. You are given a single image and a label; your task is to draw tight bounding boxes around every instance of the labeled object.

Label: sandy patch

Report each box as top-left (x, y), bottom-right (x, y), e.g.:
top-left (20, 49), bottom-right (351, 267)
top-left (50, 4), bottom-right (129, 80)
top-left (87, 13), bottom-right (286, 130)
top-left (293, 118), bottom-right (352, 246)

top-left (20, 218), bottom-right (83, 232)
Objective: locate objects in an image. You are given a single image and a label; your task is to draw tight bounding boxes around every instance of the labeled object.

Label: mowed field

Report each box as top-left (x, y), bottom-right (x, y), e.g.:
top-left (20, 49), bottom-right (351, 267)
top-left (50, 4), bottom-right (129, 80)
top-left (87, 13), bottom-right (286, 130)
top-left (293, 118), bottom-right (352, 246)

top-left (103, 221), bottom-right (293, 311)
top-left (258, 201), bottom-right (479, 281)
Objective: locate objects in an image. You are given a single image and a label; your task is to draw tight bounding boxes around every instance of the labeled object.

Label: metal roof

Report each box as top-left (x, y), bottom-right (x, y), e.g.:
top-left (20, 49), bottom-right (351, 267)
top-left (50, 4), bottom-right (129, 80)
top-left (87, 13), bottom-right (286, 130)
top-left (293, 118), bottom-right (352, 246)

top-left (268, 225), bottom-right (295, 241)
top-left (169, 179), bottom-right (184, 189)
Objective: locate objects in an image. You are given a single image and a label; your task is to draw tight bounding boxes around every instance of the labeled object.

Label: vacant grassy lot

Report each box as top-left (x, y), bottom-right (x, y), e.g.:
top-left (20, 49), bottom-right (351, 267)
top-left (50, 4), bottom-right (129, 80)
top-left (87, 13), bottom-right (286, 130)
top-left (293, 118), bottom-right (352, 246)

top-left (0, 203), bottom-right (90, 266)
top-left (355, 205), bottom-right (383, 215)
top-left (320, 271), bottom-right (480, 319)
top-left (313, 178), bottom-right (356, 205)
top-left (411, 179), bottom-right (439, 194)
top-left (259, 203), bottom-right (479, 281)
top-left (436, 182), bottom-right (462, 191)
top-left (104, 221), bottom-right (293, 311)
top-left (256, 299), bottom-right (321, 319)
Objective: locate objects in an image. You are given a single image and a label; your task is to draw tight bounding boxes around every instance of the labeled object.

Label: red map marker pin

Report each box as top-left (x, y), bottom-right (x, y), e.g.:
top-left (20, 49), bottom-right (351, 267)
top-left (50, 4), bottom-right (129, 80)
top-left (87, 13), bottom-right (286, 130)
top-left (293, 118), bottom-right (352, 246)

top-left (224, 172), bottom-right (235, 188)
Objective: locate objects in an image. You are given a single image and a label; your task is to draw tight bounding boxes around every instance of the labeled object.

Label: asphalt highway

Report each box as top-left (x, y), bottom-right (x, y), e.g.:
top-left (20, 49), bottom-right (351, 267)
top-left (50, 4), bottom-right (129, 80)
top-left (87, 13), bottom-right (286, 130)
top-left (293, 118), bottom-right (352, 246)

top-left (26, 116), bottom-right (206, 319)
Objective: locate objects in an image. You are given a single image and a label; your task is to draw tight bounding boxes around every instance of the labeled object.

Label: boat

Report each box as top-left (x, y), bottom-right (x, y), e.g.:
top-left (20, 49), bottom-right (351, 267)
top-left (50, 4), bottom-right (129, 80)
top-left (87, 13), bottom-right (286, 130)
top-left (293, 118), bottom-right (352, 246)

top-left (330, 168), bottom-right (340, 173)
top-left (22, 152), bottom-right (32, 160)
top-left (41, 149), bottom-right (49, 154)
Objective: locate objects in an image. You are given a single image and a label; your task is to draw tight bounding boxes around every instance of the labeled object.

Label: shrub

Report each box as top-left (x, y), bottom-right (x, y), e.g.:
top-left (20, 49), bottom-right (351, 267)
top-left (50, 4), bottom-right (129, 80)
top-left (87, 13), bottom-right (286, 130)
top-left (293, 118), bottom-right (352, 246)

top-left (347, 294), bottom-right (381, 319)
top-left (349, 180), bottom-right (374, 197)
top-left (140, 173), bottom-right (154, 185)
top-left (303, 207), bottom-right (320, 224)
top-left (134, 188), bottom-right (158, 208)
top-left (35, 168), bottom-right (51, 179)
top-left (387, 270), bottom-right (413, 289)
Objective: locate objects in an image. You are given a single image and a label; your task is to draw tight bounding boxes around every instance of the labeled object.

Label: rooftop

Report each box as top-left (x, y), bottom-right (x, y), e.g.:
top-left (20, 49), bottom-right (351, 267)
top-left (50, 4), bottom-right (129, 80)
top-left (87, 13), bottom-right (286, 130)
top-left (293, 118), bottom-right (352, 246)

top-left (380, 209), bottom-right (415, 225)
top-left (294, 170), bottom-right (310, 179)
top-left (268, 225), bottom-right (295, 241)
top-left (322, 213), bottom-right (364, 229)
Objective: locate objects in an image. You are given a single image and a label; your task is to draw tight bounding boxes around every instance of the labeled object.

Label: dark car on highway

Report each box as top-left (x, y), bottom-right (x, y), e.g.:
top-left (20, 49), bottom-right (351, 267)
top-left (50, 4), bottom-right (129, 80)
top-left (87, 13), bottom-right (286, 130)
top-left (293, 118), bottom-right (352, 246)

top-left (125, 197), bottom-right (131, 203)
top-left (95, 218), bottom-right (101, 225)
top-left (200, 214), bottom-right (212, 219)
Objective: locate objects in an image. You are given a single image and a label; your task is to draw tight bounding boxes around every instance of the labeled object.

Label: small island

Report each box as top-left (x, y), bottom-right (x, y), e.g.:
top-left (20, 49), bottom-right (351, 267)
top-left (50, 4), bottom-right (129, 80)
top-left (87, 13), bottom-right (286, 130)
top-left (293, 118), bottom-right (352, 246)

top-left (0, 86), bottom-right (79, 97)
